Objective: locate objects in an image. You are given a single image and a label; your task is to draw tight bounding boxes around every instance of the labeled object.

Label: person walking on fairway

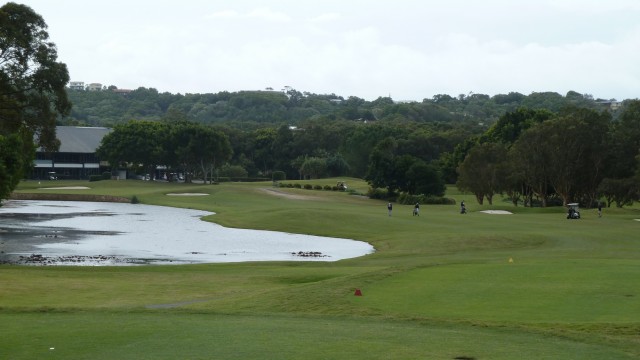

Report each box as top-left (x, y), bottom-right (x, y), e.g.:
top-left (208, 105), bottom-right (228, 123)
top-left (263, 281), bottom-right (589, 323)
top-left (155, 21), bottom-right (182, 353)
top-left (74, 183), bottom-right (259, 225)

top-left (413, 202), bottom-right (420, 216)
top-left (598, 202), bottom-right (602, 217)
top-left (387, 202), bottom-right (393, 216)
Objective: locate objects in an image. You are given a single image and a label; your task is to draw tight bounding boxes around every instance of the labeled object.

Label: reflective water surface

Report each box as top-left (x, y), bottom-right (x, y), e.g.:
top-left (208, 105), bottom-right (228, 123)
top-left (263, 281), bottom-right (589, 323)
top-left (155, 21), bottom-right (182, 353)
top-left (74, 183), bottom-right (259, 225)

top-left (0, 200), bottom-right (374, 266)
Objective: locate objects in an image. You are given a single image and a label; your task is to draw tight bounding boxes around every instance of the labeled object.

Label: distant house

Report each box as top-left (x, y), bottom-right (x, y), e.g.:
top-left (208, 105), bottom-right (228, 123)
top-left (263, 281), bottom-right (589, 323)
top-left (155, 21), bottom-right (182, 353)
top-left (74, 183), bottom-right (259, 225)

top-left (68, 81), bottom-right (85, 91)
top-left (597, 100), bottom-right (622, 111)
top-left (87, 83), bottom-right (102, 91)
top-left (111, 88), bottom-right (133, 95)
top-left (33, 126), bottom-right (112, 180)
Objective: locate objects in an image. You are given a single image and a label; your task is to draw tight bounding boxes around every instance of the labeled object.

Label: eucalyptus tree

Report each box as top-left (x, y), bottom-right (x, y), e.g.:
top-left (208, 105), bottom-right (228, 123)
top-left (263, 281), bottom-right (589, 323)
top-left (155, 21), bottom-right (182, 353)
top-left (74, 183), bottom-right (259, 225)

top-left (299, 157), bottom-right (327, 179)
top-left (546, 107), bottom-right (610, 206)
top-left (249, 128), bottom-right (277, 175)
top-left (509, 125), bottom-right (552, 206)
top-left (508, 107), bottom-right (610, 206)
top-left (405, 160), bottom-right (446, 197)
top-left (456, 142), bottom-right (508, 205)
top-left (96, 120), bottom-right (167, 178)
top-left (481, 107), bottom-right (553, 145)
top-left (607, 100), bottom-right (640, 179)
top-left (171, 123), bottom-right (232, 184)
top-left (365, 137), bottom-right (399, 194)
top-left (0, 2), bottom-right (71, 201)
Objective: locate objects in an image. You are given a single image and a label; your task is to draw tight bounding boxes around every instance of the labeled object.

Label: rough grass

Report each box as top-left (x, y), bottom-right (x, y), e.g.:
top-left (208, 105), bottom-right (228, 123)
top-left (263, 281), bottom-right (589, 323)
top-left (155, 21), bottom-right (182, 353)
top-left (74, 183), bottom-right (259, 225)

top-left (1, 178), bottom-right (639, 359)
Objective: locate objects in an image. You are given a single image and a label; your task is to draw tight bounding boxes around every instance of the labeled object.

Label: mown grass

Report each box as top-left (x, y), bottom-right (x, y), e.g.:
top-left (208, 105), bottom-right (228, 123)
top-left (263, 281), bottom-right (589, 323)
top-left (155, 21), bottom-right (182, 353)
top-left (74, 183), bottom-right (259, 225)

top-left (1, 178), bottom-right (639, 359)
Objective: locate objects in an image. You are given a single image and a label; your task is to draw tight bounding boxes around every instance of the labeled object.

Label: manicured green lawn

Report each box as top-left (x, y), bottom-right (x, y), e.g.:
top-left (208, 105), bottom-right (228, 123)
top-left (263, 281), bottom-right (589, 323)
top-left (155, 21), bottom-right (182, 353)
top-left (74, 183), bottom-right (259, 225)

top-left (1, 179), bottom-right (639, 359)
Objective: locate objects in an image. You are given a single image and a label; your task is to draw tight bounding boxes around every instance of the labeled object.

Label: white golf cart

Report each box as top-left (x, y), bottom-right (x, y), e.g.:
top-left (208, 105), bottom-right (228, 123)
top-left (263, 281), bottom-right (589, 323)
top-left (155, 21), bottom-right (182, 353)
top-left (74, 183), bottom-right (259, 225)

top-left (567, 203), bottom-right (580, 219)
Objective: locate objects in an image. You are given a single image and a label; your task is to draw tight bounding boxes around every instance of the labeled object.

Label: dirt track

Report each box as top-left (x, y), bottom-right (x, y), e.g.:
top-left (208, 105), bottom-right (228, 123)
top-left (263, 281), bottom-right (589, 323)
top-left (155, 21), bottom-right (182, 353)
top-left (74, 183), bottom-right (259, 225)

top-left (258, 188), bottom-right (323, 201)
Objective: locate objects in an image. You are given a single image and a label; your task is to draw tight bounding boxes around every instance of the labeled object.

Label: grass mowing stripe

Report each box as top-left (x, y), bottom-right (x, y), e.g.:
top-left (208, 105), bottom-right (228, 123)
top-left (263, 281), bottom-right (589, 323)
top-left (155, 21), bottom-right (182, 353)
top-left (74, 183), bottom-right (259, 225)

top-left (1, 312), bottom-right (634, 360)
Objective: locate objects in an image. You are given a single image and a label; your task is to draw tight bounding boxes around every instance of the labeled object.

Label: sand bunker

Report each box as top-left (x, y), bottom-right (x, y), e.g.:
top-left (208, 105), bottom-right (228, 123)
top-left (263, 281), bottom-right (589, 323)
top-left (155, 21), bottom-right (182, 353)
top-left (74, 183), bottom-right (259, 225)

top-left (40, 186), bottom-right (90, 190)
top-left (166, 193), bottom-right (209, 196)
top-left (480, 210), bottom-right (513, 215)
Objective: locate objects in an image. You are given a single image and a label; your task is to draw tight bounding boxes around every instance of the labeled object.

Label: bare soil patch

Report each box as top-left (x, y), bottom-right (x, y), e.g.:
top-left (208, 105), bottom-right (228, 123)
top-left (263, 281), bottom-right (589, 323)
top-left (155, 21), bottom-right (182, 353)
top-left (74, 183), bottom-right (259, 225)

top-left (259, 188), bottom-right (323, 201)
top-left (39, 186), bottom-right (90, 190)
top-left (480, 210), bottom-right (513, 215)
top-left (166, 193), bottom-right (209, 196)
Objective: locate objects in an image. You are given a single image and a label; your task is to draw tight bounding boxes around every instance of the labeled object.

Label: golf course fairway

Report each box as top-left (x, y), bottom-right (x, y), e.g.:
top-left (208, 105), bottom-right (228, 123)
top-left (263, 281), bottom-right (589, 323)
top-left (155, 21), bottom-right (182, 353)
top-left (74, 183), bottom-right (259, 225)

top-left (1, 179), bottom-right (638, 359)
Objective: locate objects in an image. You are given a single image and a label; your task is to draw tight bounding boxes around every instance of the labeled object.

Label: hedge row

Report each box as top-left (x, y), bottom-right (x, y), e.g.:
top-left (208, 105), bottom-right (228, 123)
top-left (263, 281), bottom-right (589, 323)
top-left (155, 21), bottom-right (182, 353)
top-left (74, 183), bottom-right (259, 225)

top-left (277, 183), bottom-right (347, 191)
top-left (367, 187), bottom-right (456, 205)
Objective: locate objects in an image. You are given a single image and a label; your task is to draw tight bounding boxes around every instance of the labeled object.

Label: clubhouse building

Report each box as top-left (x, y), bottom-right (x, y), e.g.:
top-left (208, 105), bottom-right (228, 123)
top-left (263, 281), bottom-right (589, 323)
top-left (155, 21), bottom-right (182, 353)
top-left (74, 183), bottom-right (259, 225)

top-left (32, 126), bottom-right (112, 180)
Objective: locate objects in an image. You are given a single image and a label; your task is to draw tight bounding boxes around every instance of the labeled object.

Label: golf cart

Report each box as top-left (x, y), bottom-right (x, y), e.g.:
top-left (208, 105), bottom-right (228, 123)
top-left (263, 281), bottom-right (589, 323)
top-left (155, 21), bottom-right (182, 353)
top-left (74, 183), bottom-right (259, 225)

top-left (567, 203), bottom-right (580, 219)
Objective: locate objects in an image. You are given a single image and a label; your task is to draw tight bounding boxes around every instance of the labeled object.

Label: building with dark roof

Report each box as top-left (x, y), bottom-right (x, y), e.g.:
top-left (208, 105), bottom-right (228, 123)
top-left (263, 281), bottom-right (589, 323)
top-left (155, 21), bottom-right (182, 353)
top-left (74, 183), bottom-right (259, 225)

top-left (33, 126), bottom-right (112, 180)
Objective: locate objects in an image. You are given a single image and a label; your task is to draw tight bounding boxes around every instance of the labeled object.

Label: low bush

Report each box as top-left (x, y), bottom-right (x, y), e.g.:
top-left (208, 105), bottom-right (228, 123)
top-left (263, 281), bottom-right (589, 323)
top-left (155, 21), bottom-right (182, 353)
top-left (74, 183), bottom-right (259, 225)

top-left (367, 187), bottom-right (388, 199)
top-left (89, 175), bottom-right (102, 182)
top-left (272, 171), bottom-right (286, 181)
top-left (304, 184), bottom-right (313, 190)
top-left (397, 193), bottom-right (456, 205)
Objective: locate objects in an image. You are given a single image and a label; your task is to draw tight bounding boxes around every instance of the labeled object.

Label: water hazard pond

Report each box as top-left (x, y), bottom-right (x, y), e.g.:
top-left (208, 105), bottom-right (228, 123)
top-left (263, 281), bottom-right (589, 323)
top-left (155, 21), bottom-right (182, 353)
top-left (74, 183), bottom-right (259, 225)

top-left (0, 200), bottom-right (374, 266)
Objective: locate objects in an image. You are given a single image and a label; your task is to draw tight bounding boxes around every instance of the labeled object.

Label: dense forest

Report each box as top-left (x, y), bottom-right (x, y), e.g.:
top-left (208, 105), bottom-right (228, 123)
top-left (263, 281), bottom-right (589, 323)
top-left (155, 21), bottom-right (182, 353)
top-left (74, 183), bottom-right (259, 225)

top-left (62, 87), bottom-right (639, 208)
top-left (63, 86), bottom-right (616, 128)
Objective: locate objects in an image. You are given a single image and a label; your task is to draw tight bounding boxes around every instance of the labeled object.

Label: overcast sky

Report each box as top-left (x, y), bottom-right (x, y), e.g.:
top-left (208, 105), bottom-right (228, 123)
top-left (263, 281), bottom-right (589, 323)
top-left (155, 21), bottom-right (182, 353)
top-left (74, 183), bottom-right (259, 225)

top-left (15, 0), bottom-right (640, 101)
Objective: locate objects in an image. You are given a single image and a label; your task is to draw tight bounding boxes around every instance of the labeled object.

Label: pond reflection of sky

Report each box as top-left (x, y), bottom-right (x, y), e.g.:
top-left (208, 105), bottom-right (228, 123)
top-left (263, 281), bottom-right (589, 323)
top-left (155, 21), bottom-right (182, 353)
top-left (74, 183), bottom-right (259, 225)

top-left (0, 200), bottom-right (374, 265)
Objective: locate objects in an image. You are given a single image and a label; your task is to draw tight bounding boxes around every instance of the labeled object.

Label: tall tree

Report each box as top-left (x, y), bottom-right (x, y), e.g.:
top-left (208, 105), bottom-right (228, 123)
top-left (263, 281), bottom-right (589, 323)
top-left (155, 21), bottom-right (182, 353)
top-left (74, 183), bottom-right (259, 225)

top-left (97, 121), bottom-right (167, 178)
top-left (405, 160), bottom-right (446, 197)
top-left (0, 3), bottom-right (71, 201)
top-left (510, 124), bottom-right (552, 206)
top-left (481, 107), bottom-right (552, 145)
top-left (456, 142), bottom-right (508, 205)
top-left (607, 100), bottom-right (640, 178)
top-left (185, 125), bottom-right (232, 183)
top-left (542, 108), bottom-right (610, 206)
top-left (365, 137), bottom-right (399, 194)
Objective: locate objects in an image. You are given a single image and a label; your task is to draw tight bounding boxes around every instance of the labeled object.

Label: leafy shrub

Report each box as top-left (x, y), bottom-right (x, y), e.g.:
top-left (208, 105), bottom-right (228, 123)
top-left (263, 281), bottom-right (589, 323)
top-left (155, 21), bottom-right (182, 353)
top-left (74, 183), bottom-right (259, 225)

top-left (293, 183), bottom-right (302, 188)
top-left (272, 171), bottom-right (286, 181)
top-left (131, 195), bottom-right (139, 204)
top-left (218, 164), bottom-right (248, 179)
top-left (397, 193), bottom-right (456, 205)
top-left (313, 185), bottom-right (323, 190)
top-left (367, 187), bottom-right (387, 199)
top-left (304, 184), bottom-right (313, 190)
top-left (102, 171), bottom-right (111, 180)
top-left (89, 175), bottom-right (102, 182)
top-left (323, 185), bottom-right (332, 190)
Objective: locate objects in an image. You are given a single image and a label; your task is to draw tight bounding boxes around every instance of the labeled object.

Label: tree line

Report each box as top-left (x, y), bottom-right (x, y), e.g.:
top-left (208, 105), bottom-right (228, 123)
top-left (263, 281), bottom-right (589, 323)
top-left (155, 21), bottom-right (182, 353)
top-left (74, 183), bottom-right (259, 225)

top-left (457, 105), bottom-right (640, 208)
top-left (63, 85), bottom-right (619, 129)
top-left (2, 3), bottom-right (639, 209)
top-left (95, 101), bottom-right (640, 209)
